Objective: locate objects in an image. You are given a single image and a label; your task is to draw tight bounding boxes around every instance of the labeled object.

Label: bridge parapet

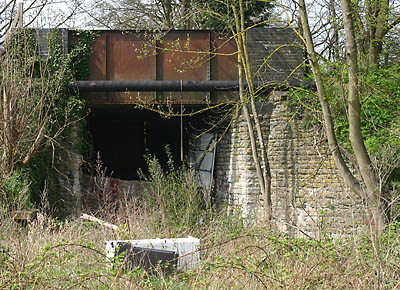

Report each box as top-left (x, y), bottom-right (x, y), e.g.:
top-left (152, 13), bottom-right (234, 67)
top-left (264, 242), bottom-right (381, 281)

top-left (33, 28), bottom-right (303, 105)
top-left (75, 28), bottom-right (303, 105)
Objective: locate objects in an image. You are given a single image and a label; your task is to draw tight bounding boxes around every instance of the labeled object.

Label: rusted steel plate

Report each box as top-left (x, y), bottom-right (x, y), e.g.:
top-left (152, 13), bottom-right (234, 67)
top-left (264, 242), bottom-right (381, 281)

top-left (158, 31), bottom-right (210, 80)
top-left (88, 31), bottom-right (156, 101)
top-left (86, 93), bottom-right (208, 105)
top-left (86, 92), bottom-right (156, 105)
top-left (211, 32), bottom-right (238, 103)
top-left (88, 32), bottom-right (107, 80)
top-left (158, 31), bottom-right (211, 103)
top-left (105, 31), bottom-right (156, 81)
top-left (210, 32), bottom-right (238, 81)
top-left (85, 30), bottom-right (238, 105)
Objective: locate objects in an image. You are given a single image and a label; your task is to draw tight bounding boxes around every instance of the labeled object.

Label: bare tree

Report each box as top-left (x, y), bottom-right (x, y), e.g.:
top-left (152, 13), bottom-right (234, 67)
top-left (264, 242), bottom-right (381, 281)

top-left (0, 30), bottom-right (67, 175)
top-left (75, 0), bottom-right (200, 29)
top-left (231, 0), bottom-right (272, 220)
top-left (355, 0), bottom-right (400, 66)
top-left (0, 0), bottom-right (23, 44)
top-left (0, 0), bottom-right (87, 176)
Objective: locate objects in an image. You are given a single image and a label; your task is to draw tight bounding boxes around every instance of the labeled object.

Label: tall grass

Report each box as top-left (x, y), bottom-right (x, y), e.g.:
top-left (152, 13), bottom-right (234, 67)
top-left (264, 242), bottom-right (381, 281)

top-left (0, 213), bottom-right (400, 289)
top-left (0, 214), bottom-right (400, 289)
top-left (1, 154), bottom-right (400, 289)
top-left (139, 148), bottom-right (214, 236)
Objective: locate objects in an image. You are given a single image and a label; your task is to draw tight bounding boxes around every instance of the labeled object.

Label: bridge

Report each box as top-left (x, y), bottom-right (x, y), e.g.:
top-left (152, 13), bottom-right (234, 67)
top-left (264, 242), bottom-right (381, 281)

top-left (77, 30), bottom-right (238, 105)
top-left (68, 28), bottom-right (304, 180)
top-left (65, 29), bottom-right (305, 106)
top-left (36, 27), bottom-right (304, 182)
top-left (32, 28), bottom-right (363, 235)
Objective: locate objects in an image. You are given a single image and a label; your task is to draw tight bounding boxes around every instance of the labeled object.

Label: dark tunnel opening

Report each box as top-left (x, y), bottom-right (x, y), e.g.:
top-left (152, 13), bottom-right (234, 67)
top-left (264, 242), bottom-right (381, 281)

top-left (86, 105), bottom-right (218, 180)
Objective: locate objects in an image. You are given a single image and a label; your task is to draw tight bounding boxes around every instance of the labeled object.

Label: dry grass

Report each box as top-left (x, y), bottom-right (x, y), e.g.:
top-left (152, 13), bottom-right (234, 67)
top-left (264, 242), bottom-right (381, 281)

top-left (0, 203), bottom-right (400, 290)
top-left (1, 159), bottom-right (399, 289)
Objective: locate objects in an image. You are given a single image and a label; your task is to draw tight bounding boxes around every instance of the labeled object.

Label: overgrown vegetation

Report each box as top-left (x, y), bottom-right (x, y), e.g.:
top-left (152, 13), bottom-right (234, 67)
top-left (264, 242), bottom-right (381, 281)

top-left (0, 29), bottom-right (95, 215)
top-left (290, 64), bottom-right (400, 155)
top-left (1, 0), bottom-right (400, 287)
top-left (139, 147), bottom-right (214, 235)
top-left (1, 150), bottom-right (399, 289)
top-left (289, 60), bottom-right (400, 221)
top-left (0, 205), bottom-right (399, 289)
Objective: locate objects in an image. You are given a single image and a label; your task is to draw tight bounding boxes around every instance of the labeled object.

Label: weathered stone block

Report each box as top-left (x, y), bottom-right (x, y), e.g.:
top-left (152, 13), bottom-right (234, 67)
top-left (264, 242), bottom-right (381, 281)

top-left (214, 97), bottom-right (363, 237)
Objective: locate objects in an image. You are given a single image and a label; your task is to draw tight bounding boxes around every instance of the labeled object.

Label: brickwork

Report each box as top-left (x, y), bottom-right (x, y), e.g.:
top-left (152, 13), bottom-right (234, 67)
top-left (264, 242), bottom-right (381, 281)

top-left (214, 92), bottom-right (366, 237)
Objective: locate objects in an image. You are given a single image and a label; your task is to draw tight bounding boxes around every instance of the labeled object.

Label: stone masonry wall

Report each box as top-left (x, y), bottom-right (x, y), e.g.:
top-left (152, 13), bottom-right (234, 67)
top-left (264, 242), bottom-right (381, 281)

top-left (35, 29), bottom-right (83, 217)
top-left (214, 93), bottom-right (367, 238)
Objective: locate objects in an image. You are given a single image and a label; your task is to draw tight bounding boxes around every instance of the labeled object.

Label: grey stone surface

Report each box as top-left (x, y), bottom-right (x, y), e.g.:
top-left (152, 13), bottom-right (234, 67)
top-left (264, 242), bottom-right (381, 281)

top-left (246, 27), bottom-right (304, 84)
top-left (214, 93), bottom-right (366, 238)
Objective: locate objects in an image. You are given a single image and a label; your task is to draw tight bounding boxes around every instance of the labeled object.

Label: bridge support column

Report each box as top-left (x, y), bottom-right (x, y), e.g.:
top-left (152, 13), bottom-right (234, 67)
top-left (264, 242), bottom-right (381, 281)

top-left (70, 123), bottom-right (83, 216)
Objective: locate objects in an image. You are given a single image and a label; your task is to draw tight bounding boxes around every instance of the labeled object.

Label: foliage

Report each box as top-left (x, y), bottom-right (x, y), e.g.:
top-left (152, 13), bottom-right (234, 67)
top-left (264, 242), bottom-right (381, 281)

top-left (359, 64), bottom-right (400, 154)
top-left (0, 28), bottom-right (95, 213)
top-left (0, 211), bottom-right (400, 289)
top-left (81, 0), bottom-right (275, 30)
top-left (0, 169), bottom-right (32, 211)
top-left (67, 30), bottom-right (97, 82)
top-left (195, 0), bottom-right (274, 30)
top-left (290, 63), bottom-right (400, 155)
top-left (139, 147), bottom-right (214, 235)
top-left (290, 62), bottom-right (400, 220)
top-left (78, 0), bottom-right (197, 29)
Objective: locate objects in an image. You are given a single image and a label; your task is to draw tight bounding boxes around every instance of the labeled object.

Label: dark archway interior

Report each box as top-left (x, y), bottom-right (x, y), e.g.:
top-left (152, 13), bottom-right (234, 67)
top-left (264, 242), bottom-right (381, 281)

top-left (87, 106), bottom-right (214, 180)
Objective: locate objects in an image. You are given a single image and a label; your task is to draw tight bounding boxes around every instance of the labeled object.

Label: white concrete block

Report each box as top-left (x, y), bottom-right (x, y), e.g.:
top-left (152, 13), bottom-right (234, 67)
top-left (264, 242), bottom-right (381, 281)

top-left (106, 236), bottom-right (200, 271)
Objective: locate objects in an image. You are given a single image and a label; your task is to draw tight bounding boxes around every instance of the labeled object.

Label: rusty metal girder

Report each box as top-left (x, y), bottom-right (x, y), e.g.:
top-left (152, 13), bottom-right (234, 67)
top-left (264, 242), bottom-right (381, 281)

top-left (82, 30), bottom-right (239, 104)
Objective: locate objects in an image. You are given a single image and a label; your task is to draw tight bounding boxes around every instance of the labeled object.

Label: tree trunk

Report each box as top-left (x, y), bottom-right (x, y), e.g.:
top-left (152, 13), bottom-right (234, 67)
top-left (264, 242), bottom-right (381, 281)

top-left (298, 0), bottom-right (362, 197)
top-left (161, 0), bottom-right (173, 28)
top-left (367, 0), bottom-right (389, 66)
top-left (2, 87), bottom-right (15, 174)
top-left (341, 0), bottom-right (385, 231)
top-left (329, 0), bottom-right (340, 62)
top-left (232, 0), bottom-right (272, 221)
top-left (180, 0), bottom-right (192, 29)
top-left (238, 0), bottom-right (272, 220)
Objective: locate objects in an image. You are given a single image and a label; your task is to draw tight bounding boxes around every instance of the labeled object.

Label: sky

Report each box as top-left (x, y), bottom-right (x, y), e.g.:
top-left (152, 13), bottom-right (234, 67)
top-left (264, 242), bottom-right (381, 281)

top-left (16, 0), bottom-right (87, 29)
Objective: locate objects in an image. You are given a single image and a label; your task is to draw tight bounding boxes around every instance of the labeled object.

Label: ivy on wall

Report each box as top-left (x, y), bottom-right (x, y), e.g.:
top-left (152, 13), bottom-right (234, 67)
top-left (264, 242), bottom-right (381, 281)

top-left (31, 29), bottom-right (97, 215)
top-left (0, 28), bottom-right (96, 214)
top-left (289, 64), bottom-right (400, 155)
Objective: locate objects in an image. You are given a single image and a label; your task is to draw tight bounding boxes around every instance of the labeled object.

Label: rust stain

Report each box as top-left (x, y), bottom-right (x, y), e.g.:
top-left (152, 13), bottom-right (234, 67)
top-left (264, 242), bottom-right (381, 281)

top-left (82, 30), bottom-right (239, 105)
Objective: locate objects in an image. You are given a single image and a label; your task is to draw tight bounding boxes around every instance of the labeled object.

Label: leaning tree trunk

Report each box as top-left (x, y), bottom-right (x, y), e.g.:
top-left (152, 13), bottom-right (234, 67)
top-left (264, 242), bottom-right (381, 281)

top-left (298, 0), bottom-right (362, 196)
top-left (341, 0), bottom-right (385, 232)
top-left (299, 0), bottom-right (385, 233)
top-left (238, 0), bottom-right (272, 220)
top-left (366, 0), bottom-right (389, 67)
top-left (231, 0), bottom-right (272, 221)
top-left (161, 0), bottom-right (173, 28)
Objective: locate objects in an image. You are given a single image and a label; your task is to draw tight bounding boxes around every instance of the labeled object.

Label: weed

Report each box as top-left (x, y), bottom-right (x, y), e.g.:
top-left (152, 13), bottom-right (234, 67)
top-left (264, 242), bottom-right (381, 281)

top-left (139, 146), bottom-right (216, 236)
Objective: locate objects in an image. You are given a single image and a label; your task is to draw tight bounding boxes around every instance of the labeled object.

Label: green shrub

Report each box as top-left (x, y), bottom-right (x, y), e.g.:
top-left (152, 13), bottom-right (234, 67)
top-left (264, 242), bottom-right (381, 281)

top-left (139, 147), bottom-right (214, 235)
top-left (0, 170), bottom-right (32, 213)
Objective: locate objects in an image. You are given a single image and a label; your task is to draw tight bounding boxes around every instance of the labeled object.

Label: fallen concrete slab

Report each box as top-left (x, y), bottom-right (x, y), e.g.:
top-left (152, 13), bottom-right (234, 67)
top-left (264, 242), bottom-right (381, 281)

top-left (106, 236), bottom-right (200, 272)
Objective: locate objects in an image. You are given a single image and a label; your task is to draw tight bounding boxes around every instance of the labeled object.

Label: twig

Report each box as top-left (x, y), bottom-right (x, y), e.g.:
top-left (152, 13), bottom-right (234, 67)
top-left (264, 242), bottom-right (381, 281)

top-left (80, 213), bottom-right (118, 231)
